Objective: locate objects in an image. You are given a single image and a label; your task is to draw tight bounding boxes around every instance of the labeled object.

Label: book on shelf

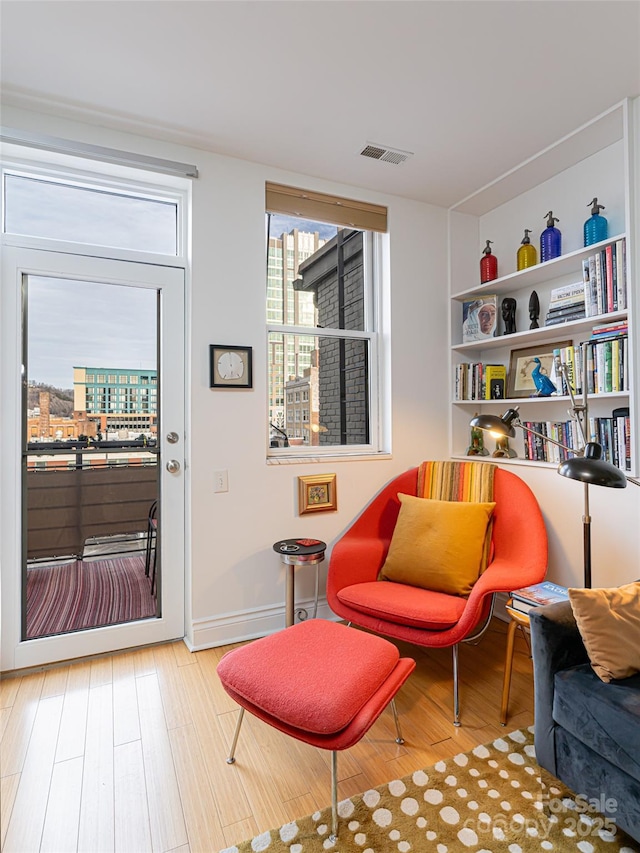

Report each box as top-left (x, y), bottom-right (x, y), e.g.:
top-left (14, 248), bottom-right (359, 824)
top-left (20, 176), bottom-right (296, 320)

top-left (484, 364), bottom-right (507, 400)
top-left (509, 581), bottom-right (569, 614)
top-left (581, 238), bottom-right (627, 317)
top-left (462, 295), bottom-right (498, 343)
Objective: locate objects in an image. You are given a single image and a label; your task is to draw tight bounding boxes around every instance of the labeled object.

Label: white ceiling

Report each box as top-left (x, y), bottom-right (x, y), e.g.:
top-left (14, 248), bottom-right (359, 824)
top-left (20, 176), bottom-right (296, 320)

top-left (1, 1), bottom-right (639, 208)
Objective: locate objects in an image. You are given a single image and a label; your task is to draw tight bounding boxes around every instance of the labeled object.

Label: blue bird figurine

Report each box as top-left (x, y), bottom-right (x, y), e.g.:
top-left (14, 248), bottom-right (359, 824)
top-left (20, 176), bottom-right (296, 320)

top-left (531, 357), bottom-right (557, 396)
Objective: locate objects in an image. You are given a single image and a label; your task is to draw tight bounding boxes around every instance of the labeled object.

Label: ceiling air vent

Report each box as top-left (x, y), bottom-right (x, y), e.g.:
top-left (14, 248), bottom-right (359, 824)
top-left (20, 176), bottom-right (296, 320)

top-left (359, 142), bottom-right (413, 165)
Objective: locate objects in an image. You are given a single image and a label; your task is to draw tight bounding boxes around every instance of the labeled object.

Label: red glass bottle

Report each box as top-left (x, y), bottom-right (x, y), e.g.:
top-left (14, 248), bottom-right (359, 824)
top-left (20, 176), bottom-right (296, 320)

top-left (480, 240), bottom-right (498, 283)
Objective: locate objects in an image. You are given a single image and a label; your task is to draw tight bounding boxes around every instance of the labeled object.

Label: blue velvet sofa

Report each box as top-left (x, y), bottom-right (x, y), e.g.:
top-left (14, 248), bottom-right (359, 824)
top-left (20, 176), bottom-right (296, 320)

top-left (530, 599), bottom-right (640, 843)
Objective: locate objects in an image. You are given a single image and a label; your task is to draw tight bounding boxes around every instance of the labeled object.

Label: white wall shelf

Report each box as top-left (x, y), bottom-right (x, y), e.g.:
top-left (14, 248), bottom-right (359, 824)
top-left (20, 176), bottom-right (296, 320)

top-left (448, 99), bottom-right (637, 477)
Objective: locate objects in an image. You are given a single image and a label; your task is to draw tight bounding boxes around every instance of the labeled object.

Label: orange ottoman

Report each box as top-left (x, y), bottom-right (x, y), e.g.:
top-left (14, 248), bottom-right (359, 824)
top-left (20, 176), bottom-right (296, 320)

top-left (216, 619), bottom-right (415, 840)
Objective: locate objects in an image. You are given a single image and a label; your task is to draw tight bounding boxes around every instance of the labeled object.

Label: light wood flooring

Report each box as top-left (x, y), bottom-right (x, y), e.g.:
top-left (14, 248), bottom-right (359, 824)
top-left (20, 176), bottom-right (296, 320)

top-left (0, 617), bottom-right (534, 853)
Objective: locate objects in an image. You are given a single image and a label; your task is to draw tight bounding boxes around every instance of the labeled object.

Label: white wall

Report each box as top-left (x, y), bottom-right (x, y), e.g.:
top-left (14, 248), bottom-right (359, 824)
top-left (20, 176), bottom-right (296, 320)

top-left (0, 105), bottom-right (450, 651)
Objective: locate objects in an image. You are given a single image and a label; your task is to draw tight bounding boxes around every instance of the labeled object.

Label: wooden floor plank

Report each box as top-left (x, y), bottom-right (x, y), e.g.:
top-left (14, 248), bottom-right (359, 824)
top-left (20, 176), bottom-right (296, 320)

top-left (152, 643), bottom-right (193, 730)
top-left (0, 773), bottom-right (20, 850)
top-left (41, 665), bottom-right (69, 699)
top-left (136, 673), bottom-right (188, 852)
top-left (0, 672), bottom-right (45, 777)
top-left (41, 756), bottom-right (83, 853)
top-left (114, 740), bottom-right (153, 853)
top-left (113, 652), bottom-right (141, 747)
top-left (169, 639), bottom-right (195, 668)
top-left (78, 682), bottom-right (115, 853)
top-left (0, 674), bottom-right (21, 710)
top-left (168, 723), bottom-right (227, 853)
top-left (55, 660), bottom-right (91, 763)
top-left (2, 694), bottom-right (63, 853)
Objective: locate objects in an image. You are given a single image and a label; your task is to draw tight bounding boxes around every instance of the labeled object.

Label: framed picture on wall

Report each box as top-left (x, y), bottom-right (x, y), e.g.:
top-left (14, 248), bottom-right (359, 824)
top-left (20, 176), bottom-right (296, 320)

top-left (507, 340), bottom-right (571, 398)
top-left (298, 474), bottom-right (337, 515)
top-left (209, 344), bottom-right (253, 388)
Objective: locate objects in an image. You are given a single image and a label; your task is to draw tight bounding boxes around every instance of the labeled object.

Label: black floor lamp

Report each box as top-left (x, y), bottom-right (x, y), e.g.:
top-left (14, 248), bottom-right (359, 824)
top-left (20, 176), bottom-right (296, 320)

top-left (470, 345), bottom-right (639, 588)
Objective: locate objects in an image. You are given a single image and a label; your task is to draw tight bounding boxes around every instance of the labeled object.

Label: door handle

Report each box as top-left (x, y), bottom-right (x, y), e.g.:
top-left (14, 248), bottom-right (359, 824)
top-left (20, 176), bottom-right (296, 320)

top-left (166, 459), bottom-right (181, 473)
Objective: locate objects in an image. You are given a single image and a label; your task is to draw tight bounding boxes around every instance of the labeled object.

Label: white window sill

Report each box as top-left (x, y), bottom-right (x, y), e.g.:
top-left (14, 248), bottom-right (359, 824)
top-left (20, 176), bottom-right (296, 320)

top-left (266, 452), bottom-right (392, 465)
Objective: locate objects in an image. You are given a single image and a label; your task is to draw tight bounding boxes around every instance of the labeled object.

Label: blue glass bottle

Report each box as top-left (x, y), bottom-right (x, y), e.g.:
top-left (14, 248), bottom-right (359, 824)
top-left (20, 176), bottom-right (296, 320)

top-left (584, 197), bottom-right (607, 246)
top-left (540, 211), bottom-right (561, 262)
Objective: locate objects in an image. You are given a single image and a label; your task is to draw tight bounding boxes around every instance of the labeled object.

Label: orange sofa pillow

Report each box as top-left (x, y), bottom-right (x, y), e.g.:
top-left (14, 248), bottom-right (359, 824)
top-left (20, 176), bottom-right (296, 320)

top-left (568, 582), bottom-right (640, 682)
top-left (378, 494), bottom-right (495, 596)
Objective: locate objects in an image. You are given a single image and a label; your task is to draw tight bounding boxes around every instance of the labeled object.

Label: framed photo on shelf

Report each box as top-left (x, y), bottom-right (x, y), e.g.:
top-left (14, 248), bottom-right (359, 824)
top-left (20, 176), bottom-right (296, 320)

top-left (209, 344), bottom-right (253, 388)
top-left (298, 474), bottom-right (337, 515)
top-left (507, 340), bottom-right (572, 399)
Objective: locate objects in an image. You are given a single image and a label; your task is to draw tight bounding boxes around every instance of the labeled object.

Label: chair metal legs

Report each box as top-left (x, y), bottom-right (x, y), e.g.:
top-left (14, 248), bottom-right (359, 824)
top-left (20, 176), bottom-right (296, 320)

top-left (452, 643), bottom-right (461, 726)
top-left (225, 707), bottom-right (245, 764)
top-left (224, 700), bottom-right (404, 839)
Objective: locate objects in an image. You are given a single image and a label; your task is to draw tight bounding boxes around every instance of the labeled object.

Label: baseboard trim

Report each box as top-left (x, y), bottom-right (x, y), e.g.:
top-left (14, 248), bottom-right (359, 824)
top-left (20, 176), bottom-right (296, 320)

top-left (187, 597), bottom-right (338, 651)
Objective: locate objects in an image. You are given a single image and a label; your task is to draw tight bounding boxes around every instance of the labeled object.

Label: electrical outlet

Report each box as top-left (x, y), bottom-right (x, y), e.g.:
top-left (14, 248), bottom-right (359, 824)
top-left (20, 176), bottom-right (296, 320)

top-left (214, 469), bottom-right (228, 493)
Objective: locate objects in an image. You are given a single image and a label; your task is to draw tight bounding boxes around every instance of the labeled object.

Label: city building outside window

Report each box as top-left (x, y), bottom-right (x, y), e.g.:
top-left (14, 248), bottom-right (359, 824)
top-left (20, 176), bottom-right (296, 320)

top-left (266, 183), bottom-right (387, 455)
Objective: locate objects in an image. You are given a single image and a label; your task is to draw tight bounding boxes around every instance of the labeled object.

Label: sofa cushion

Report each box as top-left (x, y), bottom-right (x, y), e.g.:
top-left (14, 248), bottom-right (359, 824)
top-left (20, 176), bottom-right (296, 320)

top-left (378, 494), bottom-right (495, 596)
top-left (553, 663), bottom-right (640, 784)
top-left (568, 582), bottom-right (640, 682)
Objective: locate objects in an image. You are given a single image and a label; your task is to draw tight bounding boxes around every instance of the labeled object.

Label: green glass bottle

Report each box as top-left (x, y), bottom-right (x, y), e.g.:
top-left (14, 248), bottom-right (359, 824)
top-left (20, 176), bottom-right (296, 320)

top-left (517, 229), bottom-right (537, 270)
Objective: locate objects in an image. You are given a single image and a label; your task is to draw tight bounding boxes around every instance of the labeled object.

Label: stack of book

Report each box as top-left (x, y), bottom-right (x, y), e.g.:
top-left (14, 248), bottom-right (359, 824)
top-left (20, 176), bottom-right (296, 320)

top-left (544, 282), bottom-right (586, 326)
top-left (509, 581), bottom-right (569, 614)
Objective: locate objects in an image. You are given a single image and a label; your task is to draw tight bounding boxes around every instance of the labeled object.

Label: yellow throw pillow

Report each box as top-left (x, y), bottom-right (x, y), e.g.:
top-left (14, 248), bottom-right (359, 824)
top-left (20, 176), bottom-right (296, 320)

top-left (568, 582), bottom-right (640, 682)
top-left (378, 494), bottom-right (496, 596)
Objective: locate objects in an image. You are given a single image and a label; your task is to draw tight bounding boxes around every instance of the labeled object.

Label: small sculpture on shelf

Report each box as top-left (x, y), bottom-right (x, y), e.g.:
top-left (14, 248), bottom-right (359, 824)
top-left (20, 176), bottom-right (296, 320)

top-left (531, 357), bottom-right (557, 397)
top-left (493, 435), bottom-right (517, 458)
top-left (529, 290), bottom-right (540, 329)
top-left (501, 297), bottom-right (517, 335)
top-left (467, 417), bottom-right (489, 456)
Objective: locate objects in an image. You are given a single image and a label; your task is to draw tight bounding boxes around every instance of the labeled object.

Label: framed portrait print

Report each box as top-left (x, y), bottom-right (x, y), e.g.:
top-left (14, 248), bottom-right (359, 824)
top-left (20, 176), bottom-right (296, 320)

top-left (298, 474), bottom-right (337, 515)
top-left (507, 340), bottom-right (571, 399)
top-left (210, 344), bottom-right (253, 388)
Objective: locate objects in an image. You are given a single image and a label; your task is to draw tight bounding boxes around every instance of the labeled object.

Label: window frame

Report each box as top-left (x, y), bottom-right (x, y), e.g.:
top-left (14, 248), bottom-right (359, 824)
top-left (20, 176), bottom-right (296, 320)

top-left (1, 159), bottom-right (187, 266)
top-left (267, 229), bottom-right (385, 459)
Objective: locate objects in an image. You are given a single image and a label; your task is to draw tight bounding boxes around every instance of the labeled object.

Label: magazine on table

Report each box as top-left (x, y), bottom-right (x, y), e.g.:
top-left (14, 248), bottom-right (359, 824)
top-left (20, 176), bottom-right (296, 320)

top-left (509, 581), bottom-right (569, 614)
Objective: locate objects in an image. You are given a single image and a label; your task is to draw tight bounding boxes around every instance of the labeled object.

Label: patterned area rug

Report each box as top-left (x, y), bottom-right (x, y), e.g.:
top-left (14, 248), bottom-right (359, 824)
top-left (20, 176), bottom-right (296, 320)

top-left (221, 728), bottom-right (639, 852)
top-left (26, 555), bottom-right (156, 637)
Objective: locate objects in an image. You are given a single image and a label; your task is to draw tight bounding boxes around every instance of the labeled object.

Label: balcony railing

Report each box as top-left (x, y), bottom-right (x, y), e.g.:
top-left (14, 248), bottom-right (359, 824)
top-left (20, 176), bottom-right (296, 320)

top-left (25, 441), bottom-right (158, 561)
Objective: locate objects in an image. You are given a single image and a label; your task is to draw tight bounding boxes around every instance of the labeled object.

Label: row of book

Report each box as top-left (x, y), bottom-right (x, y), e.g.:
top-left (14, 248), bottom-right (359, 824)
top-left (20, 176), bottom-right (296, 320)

top-left (542, 238), bottom-right (626, 327)
top-left (552, 329), bottom-right (629, 396)
top-left (453, 363), bottom-right (506, 401)
top-left (521, 410), bottom-right (631, 471)
top-left (509, 581), bottom-right (569, 614)
top-left (582, 238), bottom-right (627, 317)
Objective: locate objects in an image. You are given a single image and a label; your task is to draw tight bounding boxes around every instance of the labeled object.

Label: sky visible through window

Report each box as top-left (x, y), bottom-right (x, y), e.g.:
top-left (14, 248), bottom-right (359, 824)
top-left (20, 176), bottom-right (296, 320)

top-left (27, 277), bottom-right (156, 390)
top-left (6, 175), bottom-right (162, 390)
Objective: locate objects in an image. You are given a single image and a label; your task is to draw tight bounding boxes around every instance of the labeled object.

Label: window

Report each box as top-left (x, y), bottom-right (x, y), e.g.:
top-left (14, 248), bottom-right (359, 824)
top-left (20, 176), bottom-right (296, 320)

top-left (3, 173), bottom-right (178, 255)
top-left (266, 183), bottom-right (386, 455)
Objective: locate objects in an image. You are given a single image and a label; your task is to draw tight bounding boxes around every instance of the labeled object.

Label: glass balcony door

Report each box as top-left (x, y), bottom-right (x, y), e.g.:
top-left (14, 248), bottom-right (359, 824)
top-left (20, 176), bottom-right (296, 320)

top-left (1, 248), bottom-right (185, 670)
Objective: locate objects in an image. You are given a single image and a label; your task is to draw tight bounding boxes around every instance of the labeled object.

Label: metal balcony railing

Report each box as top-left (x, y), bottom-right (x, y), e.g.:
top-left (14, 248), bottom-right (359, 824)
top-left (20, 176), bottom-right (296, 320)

top-left (25, 441), bottom-right (158, 561)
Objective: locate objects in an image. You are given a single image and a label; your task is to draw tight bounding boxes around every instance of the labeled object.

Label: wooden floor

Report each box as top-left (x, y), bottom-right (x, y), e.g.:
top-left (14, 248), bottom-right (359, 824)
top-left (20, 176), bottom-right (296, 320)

top-left (0, 617), bottom-right (534, 853)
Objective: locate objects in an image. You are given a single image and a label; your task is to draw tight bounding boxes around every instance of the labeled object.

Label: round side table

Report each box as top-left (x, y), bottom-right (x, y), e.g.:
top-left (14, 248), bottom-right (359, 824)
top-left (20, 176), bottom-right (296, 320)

top-left (273, 538), bottom-right (327, 628)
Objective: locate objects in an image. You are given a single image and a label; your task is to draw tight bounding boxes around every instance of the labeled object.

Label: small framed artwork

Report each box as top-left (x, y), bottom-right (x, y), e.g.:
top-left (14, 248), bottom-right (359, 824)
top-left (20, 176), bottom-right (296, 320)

top-left (210, 344), bottom-right (253, 388)
top-left (298, 474), bottom-right (337, 515)
top-left (507, 340), bottom-right (571, 399)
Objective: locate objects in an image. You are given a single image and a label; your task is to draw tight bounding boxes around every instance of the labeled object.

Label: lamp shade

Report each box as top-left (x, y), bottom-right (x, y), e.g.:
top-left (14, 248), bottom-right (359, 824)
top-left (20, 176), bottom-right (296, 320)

top-left (557, 442), bottom-right (628, 488)
top-left (469, 409), bottom-right (519, 438)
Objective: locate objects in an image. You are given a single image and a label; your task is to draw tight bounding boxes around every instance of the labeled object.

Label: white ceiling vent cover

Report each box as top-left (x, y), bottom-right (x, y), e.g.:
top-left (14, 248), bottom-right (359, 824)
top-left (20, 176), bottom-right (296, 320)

top-left (359, 142), bottom-right (413, 165)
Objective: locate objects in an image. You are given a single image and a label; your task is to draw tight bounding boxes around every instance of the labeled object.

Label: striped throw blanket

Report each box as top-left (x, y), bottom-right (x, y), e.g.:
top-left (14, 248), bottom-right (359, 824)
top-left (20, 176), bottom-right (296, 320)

top-left (417, 460), bottom-right (495, 503)
top-left (417, 461), bottom-right (496, 573)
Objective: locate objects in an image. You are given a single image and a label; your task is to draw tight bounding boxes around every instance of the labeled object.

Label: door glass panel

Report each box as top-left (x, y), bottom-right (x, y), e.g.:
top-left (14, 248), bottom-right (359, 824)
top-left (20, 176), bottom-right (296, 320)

top-left (24, 275), bottom-right (160, 639)
top-left (5, 174), bottom-right (177, 254)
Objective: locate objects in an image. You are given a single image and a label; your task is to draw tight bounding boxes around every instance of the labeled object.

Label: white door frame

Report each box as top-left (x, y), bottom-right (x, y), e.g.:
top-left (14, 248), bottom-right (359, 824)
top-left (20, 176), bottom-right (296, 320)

top-left (1, 247), bottom-right (187, 671)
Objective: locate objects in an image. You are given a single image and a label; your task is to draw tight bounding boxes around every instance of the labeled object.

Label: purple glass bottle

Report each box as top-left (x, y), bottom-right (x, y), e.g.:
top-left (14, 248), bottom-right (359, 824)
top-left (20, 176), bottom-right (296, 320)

top-left (540, 211), bottom-right (561, 262)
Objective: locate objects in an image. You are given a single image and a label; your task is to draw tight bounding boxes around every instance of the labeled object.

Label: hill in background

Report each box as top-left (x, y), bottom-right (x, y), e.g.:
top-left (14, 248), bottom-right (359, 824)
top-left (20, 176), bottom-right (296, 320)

top-left (28, 383), bottom-right (74, 417)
